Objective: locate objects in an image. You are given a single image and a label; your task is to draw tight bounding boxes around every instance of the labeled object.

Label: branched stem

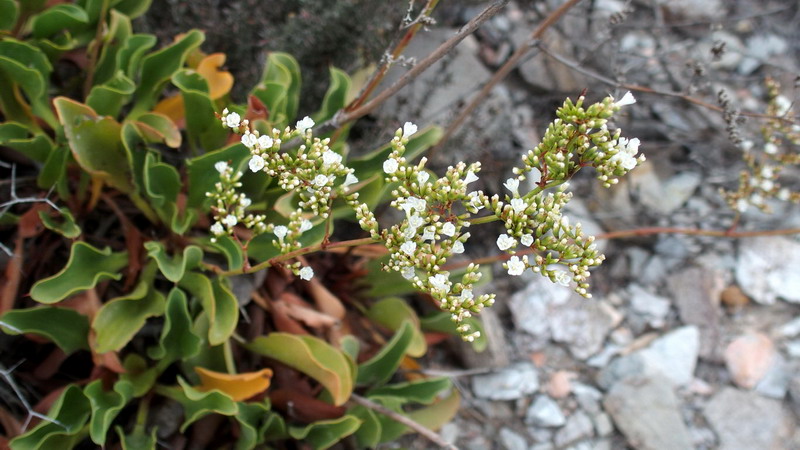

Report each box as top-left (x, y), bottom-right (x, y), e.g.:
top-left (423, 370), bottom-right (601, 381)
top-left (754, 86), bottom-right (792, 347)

top-left (349, 393), bottom-right (458, 450)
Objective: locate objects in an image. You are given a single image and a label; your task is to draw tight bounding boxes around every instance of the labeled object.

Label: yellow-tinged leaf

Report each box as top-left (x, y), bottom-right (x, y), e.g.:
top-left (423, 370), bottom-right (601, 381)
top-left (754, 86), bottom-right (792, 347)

top-left (197, 53), bottom-right (233, 100)
top-left (153, 94), bottom-right (184, 123)
top-left (194, 366), bottom-right (273, 402)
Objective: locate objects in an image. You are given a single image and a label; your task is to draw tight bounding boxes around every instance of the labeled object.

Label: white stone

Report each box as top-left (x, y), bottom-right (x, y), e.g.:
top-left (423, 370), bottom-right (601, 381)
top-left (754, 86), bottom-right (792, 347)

top-left (526, 395), bottom-right (566, 428)
top-left (471, 363), bottom-right (539, 401)
top-left (736, 237), bottom-right (800, 304)
top-left (499, 428), bottom-right (528, 450)
top-left (628, 284), bottom-right (671, 328)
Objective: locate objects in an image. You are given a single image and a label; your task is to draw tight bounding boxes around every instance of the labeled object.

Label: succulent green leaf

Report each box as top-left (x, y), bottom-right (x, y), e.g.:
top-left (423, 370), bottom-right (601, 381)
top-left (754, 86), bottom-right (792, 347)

top-left (351, 406), bottom-right (382, 448)
top-left (9, 385), bottom-right (91, 450)
top-left (130, 29), bottom-right (204, 115)
top-left (116, 425), bottom-right (157, 450)
top-left (171, 68), bottom-right (227, 151)
top-left (313, 66), bottom-right (351, 124)
top-left (133, 112), bottom-right (181, 147)
top-left (251, 52), bottom-right (301, 128)
top-left (0, 0), bottom-right (19, 31)
top-left (186, 143), bottom-right (250, 208)
top-left (148, 288), bottom-right (202, 363)
top-left (205, 235), bottom-right (244, 271)
top-left (116, 34), bottom-right (156, 80)
top-left (420, 311), bottom-right (487, 352)
top-left (0, 307), bottom-right (89, 353)
top-left (356, 321), bottom-right (414, 387)
top-left (119, 354), bottom-right (159, 397)
top-left (92, 263), bottom-right (166, 353)
top-left (0, 39), bottom-right (56, 127)
top-left (179, 273), bottom-right (238, 346)
top-left (246, 333), bottom-right (354, 406)
top-left (54, 97), bottom-right (136, 193)
top-left (365, 396), bottom-right (406, 443)
top-left (37, 144), bottom-right (69, 188)
top-left (366, 378), bottom-right (452, 404)
top-left (144, 241), bottom-right (202, 282)
top-left (159, 377), bottom-right (238, 432)
top-left (93, 9), bottom-right (133, 86)
top-left (30, 241), bottom-right (127, 303)
top-left (235, 401), bottom-right (276, 450)
top-left (0, 123), bottom-right (55, 163)
top-left (30, 4), bottom-right (89, 39)
top-left (406, 389), bottom-right (460, 433)
top-left (366, 297), bottom-right (426, 357)
top-left (112, 0), bottom-right (152, 18)
top-left (288, 415), bottom-right (362, 450)
top-left (86, 71), bottom-right (136, 117)
top-left (363, 255), bottom-right (417, 297)
top-left (39, 208), bottom-right (81, 238)
top-left (85, 380), bottom-right (135, 445)
top-left (340, 335), bottom-right (360, 362)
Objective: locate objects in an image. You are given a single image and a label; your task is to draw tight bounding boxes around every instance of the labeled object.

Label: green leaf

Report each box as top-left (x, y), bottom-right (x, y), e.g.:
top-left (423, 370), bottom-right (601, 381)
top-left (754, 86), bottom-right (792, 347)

top-left (37, 144), bottom-right (69, 189)
top-left (112, 0), bottom-right (152, 18)
top-left (54, 97), bottom-right (136, 194)
top-left (119, 354), bottom-right (159, 397)
top-left (93, 9), bottom-right (133, 86)
top-left (366, 396), bottom-right (406, 443)
top-left (158, 377), bottom-right (238, 432)
top-left (234, 401), bottom-right (279, 449)
top-left (86, 71), bottom-right (136, 117)
top-left (85, 380), bottom-right (134, 445)
top-left (350, 406), bottom-right (382, 448)
top-left (366, 297), bottom-right (426, 357)
top-left (357, 321), bottom-right (414, 387)
top-left (116, 34), bottom-right (156, 80)
top-left (39, 208), bottom-right (81, 238)
top-left (313, 66), bottom-right (351, 124)
top-left (30, 241), bottom-right (128, 303)
top-left (420, 311), bottom-right (487, 352)
top-left (178, 273), bottom-right (238, 346)
top-left (0, 39), bottom-right (56, 127)
top-left (205, 235), bottom-right (244, 271)
top-left (92, 263), bottom-right (166, 353)
top-left (251, 52), bottom-right (301, 128)
top-left (130, 29), bottom-right (204, 116)
top-left (363, 255), bottom-right (417, 297)
top-left (116, 424), bottom-right (157, 450)
top-left (406, 389), bottom-right (460, 432)
top-left (0, 307), bottom-right (89, 353)
top-left (141, 151), bottom-right (195, 232)
top-left (171, 68), bottom-right (227, 151)
top-left (30, 4), bottom-right (89, 39)
top-left (288, 415), bottom-right (361, 450)
top-left (147, 288), bottom-right (202, 363)
top-left (144, 241), bottom-right (202, 282)
top-left (0, 0), bottom-right (19, 31)
top-left (9, 385), bottom-right (91, 450)
top-left (246, 333), bottom-right (354, 406)
top-left (134, 112), bottom-right (181, 148)
top-left (186, 143), bottom-right (250, 208)
top-left (349, 125), bottom-right (443, 185)
top-left (366, 378), bottom-right (451, 404)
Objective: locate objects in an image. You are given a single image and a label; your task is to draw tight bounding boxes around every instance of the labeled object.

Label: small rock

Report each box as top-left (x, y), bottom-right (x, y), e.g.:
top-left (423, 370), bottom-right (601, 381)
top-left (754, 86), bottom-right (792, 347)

top-left (660, 0), bottom-right (726, 20)
top-left (546, 370), bottom-right (577, 399)
top-left (472, 362), bottom-right (539, 401)
top-left (724, 332), bottom-right (775, 389)
top-left (526, 395), bottom-right (566, 428)
top-left (720, 285), bottom-right (749, 311)
top-left (694, 31), bottom-right (745, 70)
top-left (755, 353), bottom-right (791, 399)
top-left (667, 267), bottom-right (724, 360)
top-left (499, 428), bottom-right (528, 450)
top-left (593, 413), bottom-right (614, 437)
top-left (739, 34), bottom-right (790, 74)
top-left (779, 317), bottom-right (800, 337)
top-left (440, 422), bottom-right (460, 446)
top-left (603, 375), bottom-right (693, 449)
top-left (704, 387), bottom-right (792, 450)
top-left (789, 374), bottom-right (800, 416)
top-left (628, 284), bottom-right (671, 329)
top-left (598, 326), bottom-right (700, 389)
top-left (688, 378), bottom-right (714, 396)
top-left (785, 340), bottom-right (800, 358)
top-left (736, 237), bottom-right (800, 304)
top-left (509, 277), bottom-right (571, 339)
top-left (549, 297), bottom-right (621, 360)
top-left (573, 383), bottom-right (603, 414)
top-left (554, 411), bottom-right (595, 448)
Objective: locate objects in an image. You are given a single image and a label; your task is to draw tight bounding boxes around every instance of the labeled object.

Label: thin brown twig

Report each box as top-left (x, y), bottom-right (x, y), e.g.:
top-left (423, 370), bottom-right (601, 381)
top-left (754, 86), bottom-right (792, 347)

top-left (536, 42), bottom-right (799, 125)
top-left (349, 393), bottom-right (458, 450)
top-left (429, 0), bottom-right (584, 158)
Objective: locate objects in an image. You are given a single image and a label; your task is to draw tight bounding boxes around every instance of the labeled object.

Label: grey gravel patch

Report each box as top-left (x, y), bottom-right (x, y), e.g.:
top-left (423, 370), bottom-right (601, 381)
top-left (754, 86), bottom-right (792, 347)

top-left (704, 387), bottom-right (792, 450)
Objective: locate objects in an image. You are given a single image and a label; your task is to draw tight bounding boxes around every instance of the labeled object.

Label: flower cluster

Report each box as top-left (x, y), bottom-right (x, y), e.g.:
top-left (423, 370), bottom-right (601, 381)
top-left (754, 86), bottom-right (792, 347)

top-left (206, 161), bottom-right (266, 242)
top-left (722, 78), bottom-right (800, 214)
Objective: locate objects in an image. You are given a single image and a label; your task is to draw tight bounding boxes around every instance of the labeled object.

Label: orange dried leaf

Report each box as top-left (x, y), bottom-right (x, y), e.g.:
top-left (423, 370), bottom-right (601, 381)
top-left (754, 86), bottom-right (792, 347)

top-left (153, 95), bottom-right (185, 124)
top-left (194, 366), bottom-right (273, 401)
top-left (197, 53), bottom-right (234, 100)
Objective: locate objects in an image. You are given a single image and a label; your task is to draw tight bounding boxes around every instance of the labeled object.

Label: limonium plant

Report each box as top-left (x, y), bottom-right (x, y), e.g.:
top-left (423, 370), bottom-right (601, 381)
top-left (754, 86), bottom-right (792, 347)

top-left (211, 92), bottom-right (644, 341)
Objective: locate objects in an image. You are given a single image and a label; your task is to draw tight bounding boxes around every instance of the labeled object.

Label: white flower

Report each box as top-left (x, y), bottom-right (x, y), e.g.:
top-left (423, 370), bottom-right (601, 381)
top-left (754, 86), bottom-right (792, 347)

top-left (417, 171), bottom-right (430, 185)
top-left (401, 266), bottom-right (415, 280)
top-left (241, 132), bottom-right (257, 149)
top-left (222, 214), bottom-right (238, 227)
top-left (273, 225), bottom-right (288, 239)
top-left (299, 266), bottom-right (314, 281)
top-left (314, 174), bottom-right (328, 187)
top-left (452, 241), bottom-right (465, 254)
top-left (422, 227), bottom-right (436, 241)
top-left (296, 116), bottom-right (315, 133)
top-left (402, 122), bottom-right (418, 138)
top-left (400, 241), bottom-right (417, 256)
top-left (750, 193), bottom-right (764, 205)
top-left (761, 166), bottom-right (774, 178)
top-left (496, 234), bottom-right (516, 251)
top-left (223, 111), bottom-right (241, 128)
top-left (777, 188), bottom-right (791, 201)
top-left (510, 198), bottom-right (526, 213)
top-left (620, 137), bottom-right (640, 156)
top-left (408, 214), bottom-right (425, 229)
top-left (614, 91), bottom-right (636, 107)
top-left (322, 150), bottom-right (342, 167)
top-left (249, 155), bottom-right (265, 172)
top-left (214, 161), bottom-right (229, 174)
top-left (610, 138), bottom-right (640, 171)
top-left (258, 135), bottom-right (273, 149)
top-left (300, 220), bottom-right (313, 232)
top-left (775, 95), bottom-right (792, 115)
top-left (740, 140), bottom-right (754, 151)
top-left (429, 273), bottom-right (450, 293)
top-left (504, 178), bottom-right (520, 196)
top-left (464, 170), bottom-right (478, 184)
top-left (240, 197), bottom-right (252, 208)
top-left (343, 173), bottom-right (359, 187)
top-left (506, 256), bottom-right (525, 276)
top-left (467, 191), bottom-right (484, 210)
top-left (210, 222), bottom-right (225, 236)
top-left (553, 270), bottom-right (571, 286)
top-left (441, 222), bottom-right (456, 237)
top-left (736, 198), bottom-right (749, 213)
top-left (764, 142), bottom-right (778, 155)
top-left (760, 179), bottom-right (774, 191)
top-left (383, 158), bottom-right (399, 174)
top-left (459, 289), bottom-right (474, 302)
top-left (520, 234), bottom-right (533, 246)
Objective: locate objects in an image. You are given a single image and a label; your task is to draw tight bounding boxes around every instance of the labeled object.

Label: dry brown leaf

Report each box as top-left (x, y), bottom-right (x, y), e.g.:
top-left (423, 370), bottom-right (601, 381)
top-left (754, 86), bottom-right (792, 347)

top-left (306, 279), bottom-right (346, 320)
top-left (195, 367), bottom-right (273, 401)
top-left (282, 300), bottom-right (338, 329)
